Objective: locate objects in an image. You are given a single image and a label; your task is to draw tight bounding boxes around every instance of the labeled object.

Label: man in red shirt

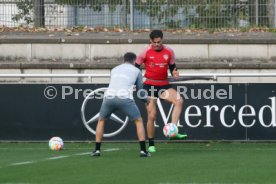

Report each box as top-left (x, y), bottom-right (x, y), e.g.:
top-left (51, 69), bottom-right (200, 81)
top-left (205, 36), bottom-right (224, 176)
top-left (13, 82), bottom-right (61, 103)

top-left (135, 30), bottom-right (187, 153)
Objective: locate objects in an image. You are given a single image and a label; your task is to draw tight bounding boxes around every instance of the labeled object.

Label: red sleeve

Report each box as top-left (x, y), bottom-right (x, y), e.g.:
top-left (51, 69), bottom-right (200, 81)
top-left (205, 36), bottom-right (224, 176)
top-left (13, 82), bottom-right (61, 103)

top-left (135, 46), bottom-right (150, 65)
top-left (166, 46), bottom-right (176, 65)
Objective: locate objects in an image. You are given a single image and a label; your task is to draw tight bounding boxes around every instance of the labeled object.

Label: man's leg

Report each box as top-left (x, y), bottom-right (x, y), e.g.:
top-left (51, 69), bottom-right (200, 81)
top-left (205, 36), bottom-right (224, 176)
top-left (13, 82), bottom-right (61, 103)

top-left (120, 99), bottom-right (150, 157)
top-left (96, 117), bottom-right (105, 142)
top-left (134, 117), bottom-right (146, 141)
top-left (160, 88), bottom-right (187, 139)
top-left (160, 88), bottom-right (183, 123)
top-left (134, 117), bottom-right (150, 157)
top-left (92, 117), bottom-right (105, 156)
top-left (146, 98), bottom-right (157, 152)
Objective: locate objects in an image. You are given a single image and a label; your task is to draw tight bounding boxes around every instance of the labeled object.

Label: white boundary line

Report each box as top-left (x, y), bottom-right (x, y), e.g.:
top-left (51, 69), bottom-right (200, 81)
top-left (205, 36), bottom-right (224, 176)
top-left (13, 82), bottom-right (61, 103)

top-left (45, 155), bottom-right (69, 160)
top-left (9, 161), bottom-right (35, 166)
top-left (74, 152), bottom-right (90, 156)
top-left (159, 183), bottom-right (258, 184)
top-left (0, 148), bottom-right (120, 169)
top-left (104, 148), bottom-right (120, 152)
top-left (0, 182), bottom-right (32, 184)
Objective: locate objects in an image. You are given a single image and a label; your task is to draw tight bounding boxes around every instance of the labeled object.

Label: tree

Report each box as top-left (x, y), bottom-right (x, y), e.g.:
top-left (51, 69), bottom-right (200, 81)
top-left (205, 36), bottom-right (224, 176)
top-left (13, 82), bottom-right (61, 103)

top-left (12, 0), bottom-right (34, 25)
top-left (12, 0), bottom-right (44, 27)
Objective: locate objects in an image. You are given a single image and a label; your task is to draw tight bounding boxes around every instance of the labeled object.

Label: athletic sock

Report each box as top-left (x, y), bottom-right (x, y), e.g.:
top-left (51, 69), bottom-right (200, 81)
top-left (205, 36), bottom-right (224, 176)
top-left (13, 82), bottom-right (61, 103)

top-left (139, 141), bottom-right (146, 152)
top-left (148, 138), bottom-right (155, 147)
top-left (95, 142), bottom-right (101, 151)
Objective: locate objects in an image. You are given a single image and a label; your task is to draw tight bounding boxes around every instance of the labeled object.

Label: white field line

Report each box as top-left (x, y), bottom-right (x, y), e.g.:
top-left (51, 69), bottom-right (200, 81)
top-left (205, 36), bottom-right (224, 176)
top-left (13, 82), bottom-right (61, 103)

top-left (104, 148), bottom-right (120, 152)
top-left (0, 147), bottom-right (125, 150)
top-left (74, 148), bottom-right (120, 155)
top-left (0, 182), bottom-right (32, 184)
top-left (9, 161), bottom-right (35, 166)
top-left (1, 148), bottom-right (120, 169)
top-left (45, 155), bottom-right (69, 160)
top-left (1, 146), bottom-right (276, 151)
top-left (159, 183), bottom-right (258, 184)
top-left (74, 152), bottom-right (90, 156)
top-left (0, 148), bottom-right (87, 150)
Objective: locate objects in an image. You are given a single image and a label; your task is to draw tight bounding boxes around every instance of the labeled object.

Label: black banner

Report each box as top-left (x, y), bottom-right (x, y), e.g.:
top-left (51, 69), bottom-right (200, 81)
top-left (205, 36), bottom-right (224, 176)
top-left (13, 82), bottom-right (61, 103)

top-left (0, 83), bottom-right (276, 141)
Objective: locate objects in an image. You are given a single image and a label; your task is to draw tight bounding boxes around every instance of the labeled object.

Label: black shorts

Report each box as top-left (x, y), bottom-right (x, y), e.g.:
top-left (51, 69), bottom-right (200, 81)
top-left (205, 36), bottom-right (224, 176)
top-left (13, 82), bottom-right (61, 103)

top-left (143, 84), bottom-right (172, 98)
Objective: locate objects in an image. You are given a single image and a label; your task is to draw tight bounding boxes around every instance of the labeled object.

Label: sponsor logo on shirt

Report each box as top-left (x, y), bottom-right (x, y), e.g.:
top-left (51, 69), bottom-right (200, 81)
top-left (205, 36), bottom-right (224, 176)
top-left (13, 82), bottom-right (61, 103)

top-left (163, 54), bottom-right (169, 61)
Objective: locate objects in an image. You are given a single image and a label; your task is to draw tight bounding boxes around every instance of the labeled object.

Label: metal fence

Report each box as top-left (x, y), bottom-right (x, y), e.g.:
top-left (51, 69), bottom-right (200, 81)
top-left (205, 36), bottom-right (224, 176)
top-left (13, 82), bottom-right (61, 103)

top-left (0, 0), bottom-right (275, 29)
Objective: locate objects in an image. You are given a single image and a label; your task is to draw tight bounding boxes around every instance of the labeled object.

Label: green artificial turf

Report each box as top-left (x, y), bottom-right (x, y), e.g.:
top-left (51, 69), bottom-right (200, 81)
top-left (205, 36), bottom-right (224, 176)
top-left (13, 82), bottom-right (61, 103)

top-left (0, 142), bottom-right (275, 184)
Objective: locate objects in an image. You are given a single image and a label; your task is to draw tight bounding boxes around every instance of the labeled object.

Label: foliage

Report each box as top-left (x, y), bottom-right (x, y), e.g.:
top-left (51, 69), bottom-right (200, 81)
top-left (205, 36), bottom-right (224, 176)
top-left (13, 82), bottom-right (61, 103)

top-left (134, 0), bottom-right (180, 28)
top-left (132, 0), bottom-right (250, 28)
top-left (54, 0), bottom-right (125, 12)
top-left (12, 0), bottom-right (34, 24)
top-left (11, 0), bottom-right (272, 29)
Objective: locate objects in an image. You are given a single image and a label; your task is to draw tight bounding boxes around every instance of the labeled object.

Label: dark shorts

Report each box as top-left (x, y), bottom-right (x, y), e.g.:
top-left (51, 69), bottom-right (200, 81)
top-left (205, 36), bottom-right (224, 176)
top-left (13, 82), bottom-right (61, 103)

top-left (100, 96), bottom-right (141, 121)
top-left (143, 84), bottom-right (172, 98)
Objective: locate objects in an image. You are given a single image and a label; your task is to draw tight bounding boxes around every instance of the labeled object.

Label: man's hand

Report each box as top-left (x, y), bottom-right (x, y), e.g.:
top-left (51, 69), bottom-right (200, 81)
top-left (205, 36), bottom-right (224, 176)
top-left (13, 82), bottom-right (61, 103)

top-left (172, 68), bottom-right (179, 79)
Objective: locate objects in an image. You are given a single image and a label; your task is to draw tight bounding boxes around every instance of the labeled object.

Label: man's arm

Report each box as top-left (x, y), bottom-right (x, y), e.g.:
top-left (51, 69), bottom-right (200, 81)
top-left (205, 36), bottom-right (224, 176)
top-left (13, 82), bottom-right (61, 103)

top-left (135, 46), bottom-right (149, 69)
top-left (168, 47), bottom-right (179, 79)
top-left (135, 71), bottom-right (148, 103)
top-left (169, 63), bottom-right (176, 74)
top-left (135, 63), bottom-right (141, 69)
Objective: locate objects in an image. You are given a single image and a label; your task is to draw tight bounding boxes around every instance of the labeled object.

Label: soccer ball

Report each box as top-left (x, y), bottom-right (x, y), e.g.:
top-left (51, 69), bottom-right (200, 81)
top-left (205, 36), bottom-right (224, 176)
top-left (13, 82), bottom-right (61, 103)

top-left (48, 137), bottom-right (64, 151)
top-left (163, 123), bottom-right (178, 138)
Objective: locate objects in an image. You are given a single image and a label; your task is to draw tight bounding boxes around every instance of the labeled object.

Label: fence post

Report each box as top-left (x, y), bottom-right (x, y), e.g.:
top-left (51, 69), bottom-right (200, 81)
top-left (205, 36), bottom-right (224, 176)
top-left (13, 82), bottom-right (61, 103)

top-left (74, 6), bottom-right (78, 26)
top-left (130, 0), bottom-right (134, 30)
top-left (123, 0), bottom-right (128, 27)
top-left (34, 0), bottom-right (45, 27)
top-left (255, 0), bottom-right (258, 26)
top-left (104, 4), bottom-right (109, 27)
top-left (275, 0), bottom-right (276, 27)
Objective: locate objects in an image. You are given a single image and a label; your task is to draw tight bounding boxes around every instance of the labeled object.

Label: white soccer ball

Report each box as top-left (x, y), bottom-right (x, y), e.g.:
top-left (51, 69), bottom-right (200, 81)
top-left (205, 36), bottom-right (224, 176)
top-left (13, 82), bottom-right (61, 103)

top-left (163, 123), bottom-right (178, 138)
top-left (48, 137), bottom-right (64, 151)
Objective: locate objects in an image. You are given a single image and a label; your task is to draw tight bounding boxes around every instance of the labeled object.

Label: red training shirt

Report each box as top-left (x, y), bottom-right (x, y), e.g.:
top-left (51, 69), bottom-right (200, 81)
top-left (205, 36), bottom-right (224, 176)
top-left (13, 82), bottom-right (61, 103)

top-left (136, 44), bottom-right (175, 86)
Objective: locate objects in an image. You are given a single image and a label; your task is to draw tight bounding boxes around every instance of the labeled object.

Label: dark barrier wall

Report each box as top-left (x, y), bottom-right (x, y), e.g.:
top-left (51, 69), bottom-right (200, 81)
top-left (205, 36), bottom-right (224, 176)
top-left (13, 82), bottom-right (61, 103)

top-left (0, 83), bottom-right (276, 141)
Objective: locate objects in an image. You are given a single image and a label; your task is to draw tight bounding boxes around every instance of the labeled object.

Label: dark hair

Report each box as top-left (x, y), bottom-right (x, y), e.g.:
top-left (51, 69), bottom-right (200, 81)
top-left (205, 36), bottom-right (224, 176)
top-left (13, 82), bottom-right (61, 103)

top-left (149, 30), bottom-right (163, 40)
top-left (123, 52), bottom-right (137, 63)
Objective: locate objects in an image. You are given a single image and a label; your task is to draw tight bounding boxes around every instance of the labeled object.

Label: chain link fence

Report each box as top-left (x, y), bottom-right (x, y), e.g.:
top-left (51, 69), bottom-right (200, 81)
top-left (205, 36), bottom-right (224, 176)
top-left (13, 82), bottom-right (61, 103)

top-left (0, 0), bottom-right (275, 29)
